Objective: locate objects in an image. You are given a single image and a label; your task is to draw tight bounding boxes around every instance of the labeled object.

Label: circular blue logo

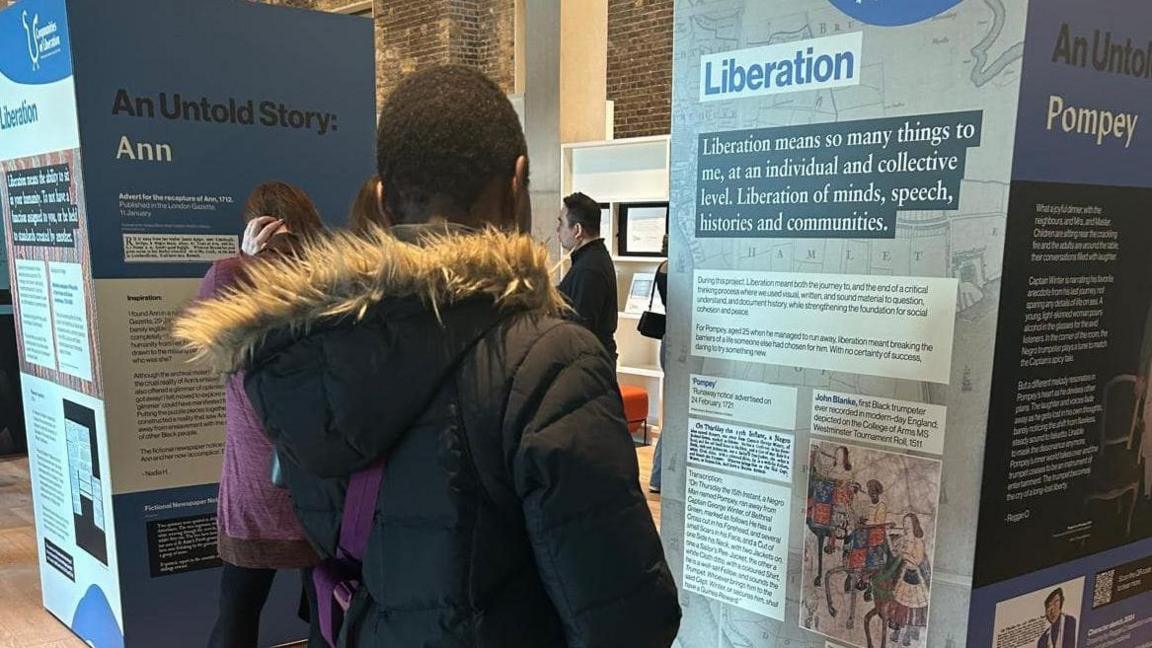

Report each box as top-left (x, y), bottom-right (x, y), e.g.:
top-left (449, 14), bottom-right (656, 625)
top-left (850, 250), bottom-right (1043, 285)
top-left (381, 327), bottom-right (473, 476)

top-left (828, 0), bottom-right (965, 26)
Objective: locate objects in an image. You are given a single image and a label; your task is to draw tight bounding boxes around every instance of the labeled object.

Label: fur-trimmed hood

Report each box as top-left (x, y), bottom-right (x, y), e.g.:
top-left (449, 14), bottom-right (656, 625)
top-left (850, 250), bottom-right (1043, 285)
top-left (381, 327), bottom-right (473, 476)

top-left (172, 226), bottom-right (567, 373)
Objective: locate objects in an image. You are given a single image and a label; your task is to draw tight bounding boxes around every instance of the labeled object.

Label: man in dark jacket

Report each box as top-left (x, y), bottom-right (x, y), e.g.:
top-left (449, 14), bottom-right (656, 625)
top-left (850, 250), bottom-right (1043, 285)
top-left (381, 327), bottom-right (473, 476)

top-left (557, 192), bottom-right (618, 357)
top-left (174, 65), bottom-right (680, 648)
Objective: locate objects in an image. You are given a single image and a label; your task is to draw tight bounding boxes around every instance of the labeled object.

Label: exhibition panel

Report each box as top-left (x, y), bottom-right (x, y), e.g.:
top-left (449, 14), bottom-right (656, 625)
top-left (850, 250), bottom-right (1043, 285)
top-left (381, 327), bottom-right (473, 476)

top-left (663, 0), bottom-right (1152, 646)
top-left (0, 0), bottom-right (375, 645)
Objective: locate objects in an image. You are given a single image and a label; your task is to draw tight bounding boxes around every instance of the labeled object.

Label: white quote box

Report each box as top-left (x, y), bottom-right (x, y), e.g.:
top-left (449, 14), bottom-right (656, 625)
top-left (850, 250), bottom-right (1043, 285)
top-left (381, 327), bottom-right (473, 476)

top-left (687, 417), bottom-right (793, 482)
top-left (14, 259), bottom-right (58, 370)
top-left (810, 389), bottom-right (946, 456)
top-left (683, 467), bottom-right (791, 621)
top-left (48, 262), bottom-right (93, 382)
top-left (692, 270), bottom-right (958, 384)
top-left (689, 374), bottom-right (798, 430)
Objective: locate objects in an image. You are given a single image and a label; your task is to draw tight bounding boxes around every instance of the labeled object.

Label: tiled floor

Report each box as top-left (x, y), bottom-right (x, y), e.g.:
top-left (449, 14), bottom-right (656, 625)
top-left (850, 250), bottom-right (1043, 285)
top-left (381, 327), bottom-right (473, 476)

top-left (0, 445), bottom-right (663, 647)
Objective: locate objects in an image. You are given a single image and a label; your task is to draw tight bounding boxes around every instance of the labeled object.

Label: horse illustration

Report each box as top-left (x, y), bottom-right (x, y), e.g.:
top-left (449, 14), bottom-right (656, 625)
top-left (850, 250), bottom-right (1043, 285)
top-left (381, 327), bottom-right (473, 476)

top-left (824, 521), bottom-right (893, 630)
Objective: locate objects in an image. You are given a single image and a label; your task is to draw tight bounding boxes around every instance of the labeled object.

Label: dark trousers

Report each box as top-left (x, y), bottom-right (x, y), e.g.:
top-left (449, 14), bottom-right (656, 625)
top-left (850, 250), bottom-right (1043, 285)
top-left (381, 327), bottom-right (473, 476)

top-left (208, 563), bottom-right (322, 648)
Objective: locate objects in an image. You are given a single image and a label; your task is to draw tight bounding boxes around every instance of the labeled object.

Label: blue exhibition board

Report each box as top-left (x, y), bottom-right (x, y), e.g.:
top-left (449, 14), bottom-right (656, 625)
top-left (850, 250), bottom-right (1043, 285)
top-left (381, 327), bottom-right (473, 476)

top-left (971, 0), bottom-right (1152, 644)
top-left (68, 0), bottom-right (376, 279)
top-left (0, 1), bottom-right (375, 646)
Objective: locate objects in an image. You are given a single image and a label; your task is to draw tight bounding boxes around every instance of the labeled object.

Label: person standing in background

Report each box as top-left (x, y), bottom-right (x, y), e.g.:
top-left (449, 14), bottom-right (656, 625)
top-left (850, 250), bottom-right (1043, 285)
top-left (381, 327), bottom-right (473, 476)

top-left (199, 182), bottom-right (323, 648)
top-left (557, 192), bottom-right (619, 358)
top-left (649, 235), bottom-right (669, 493)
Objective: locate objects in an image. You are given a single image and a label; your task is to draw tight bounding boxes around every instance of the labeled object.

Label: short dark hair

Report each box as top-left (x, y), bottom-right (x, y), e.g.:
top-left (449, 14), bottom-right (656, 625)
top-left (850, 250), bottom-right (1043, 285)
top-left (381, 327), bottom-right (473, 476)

top-left (1045, 588), bottom-right (1064, 607)
top-left (242, 181), bottom-right (325, 243)
top-left (376, 65), bottom-right (527, 225)
top-left (562, 192), bottom-right (601, 235)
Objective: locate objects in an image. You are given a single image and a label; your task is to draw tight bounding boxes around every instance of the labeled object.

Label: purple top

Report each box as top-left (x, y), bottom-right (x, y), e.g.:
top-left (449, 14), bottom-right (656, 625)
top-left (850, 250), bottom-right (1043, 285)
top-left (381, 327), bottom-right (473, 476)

top-left (200, 256), bottom-right (313, 566)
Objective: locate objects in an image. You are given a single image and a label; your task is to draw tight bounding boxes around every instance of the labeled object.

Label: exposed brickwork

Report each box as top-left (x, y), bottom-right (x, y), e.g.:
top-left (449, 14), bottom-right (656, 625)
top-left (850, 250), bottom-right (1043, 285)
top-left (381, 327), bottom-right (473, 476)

top-left (607, 0), bottom-right (673, 138)
top-left (376, 0), bottom-right (513, 105)
top-left (374, 1), bottom-right (452, 105)
top-left (476, 0), bottom-right (515, 93)
top-left (255, 0), bottom-right (513, 108)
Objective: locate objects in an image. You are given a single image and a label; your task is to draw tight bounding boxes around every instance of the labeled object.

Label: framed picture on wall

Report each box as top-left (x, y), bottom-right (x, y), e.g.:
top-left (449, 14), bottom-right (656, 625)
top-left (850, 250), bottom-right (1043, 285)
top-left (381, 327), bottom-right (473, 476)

top-left (617, 202), bottom-right (667, 257)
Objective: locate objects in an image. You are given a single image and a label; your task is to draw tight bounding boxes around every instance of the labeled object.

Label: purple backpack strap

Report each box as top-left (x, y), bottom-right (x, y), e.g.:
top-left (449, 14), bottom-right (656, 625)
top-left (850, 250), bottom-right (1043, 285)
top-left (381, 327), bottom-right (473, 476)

top-left (314, 460), bottom-right (386, 646)
top-left (338, 463), bottom-right (385, 560)
top-left (309, 324), bottom-right (497, 646)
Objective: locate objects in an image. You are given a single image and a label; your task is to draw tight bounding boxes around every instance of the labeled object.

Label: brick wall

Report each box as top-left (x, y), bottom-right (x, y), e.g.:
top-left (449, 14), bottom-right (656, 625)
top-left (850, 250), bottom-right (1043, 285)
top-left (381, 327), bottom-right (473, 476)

top-left (261, 0), bottom-right (513, 107)
top-left (374, 1), bottom-right (452, 104)
top-left (377, 0), bottom-right (513, 105)
top-left (607, 0), bottom-right (673, 138)
top-left (476, 0), bottom-right (515, 92)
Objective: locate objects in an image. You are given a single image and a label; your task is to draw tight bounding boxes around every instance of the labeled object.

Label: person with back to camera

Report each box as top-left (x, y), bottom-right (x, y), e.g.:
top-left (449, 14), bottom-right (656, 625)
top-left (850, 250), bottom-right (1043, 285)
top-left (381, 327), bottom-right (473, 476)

top-left (174, 65), bottom-right (681, 648)
top-left (557, 191), bottom-right (619, 358)
top-left (197, 181), bottom-right (325, 648)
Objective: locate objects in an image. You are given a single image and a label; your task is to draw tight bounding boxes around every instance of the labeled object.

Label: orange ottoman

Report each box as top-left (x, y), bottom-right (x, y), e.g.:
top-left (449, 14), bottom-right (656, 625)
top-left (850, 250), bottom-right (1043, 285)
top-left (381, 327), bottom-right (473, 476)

top-left (619, 385), bottom-right (650, 444)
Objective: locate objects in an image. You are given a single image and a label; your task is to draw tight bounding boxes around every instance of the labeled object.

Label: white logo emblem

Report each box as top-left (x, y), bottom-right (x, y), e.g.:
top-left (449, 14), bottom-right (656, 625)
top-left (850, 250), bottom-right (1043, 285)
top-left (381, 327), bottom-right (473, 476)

top-left (22, 11), bottom-right (41, 70)
top-left (20, 10), bottom-right (62, 71)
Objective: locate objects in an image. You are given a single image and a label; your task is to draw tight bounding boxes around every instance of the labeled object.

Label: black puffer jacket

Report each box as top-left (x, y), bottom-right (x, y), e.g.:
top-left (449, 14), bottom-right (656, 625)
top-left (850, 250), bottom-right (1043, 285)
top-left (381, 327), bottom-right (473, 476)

top-left (174, 227), bottom-right (681, 647)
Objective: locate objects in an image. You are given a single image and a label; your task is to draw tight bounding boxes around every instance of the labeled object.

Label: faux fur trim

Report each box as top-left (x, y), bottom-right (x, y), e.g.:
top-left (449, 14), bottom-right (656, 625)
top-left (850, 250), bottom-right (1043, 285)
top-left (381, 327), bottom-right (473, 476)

top-left (172, 227), bottom-right (567, 373)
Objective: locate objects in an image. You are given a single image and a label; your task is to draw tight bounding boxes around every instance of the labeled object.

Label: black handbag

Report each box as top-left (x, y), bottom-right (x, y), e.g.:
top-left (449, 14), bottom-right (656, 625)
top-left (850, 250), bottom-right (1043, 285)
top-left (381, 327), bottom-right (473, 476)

top-left (637, 265), bottom-right (666, 339)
